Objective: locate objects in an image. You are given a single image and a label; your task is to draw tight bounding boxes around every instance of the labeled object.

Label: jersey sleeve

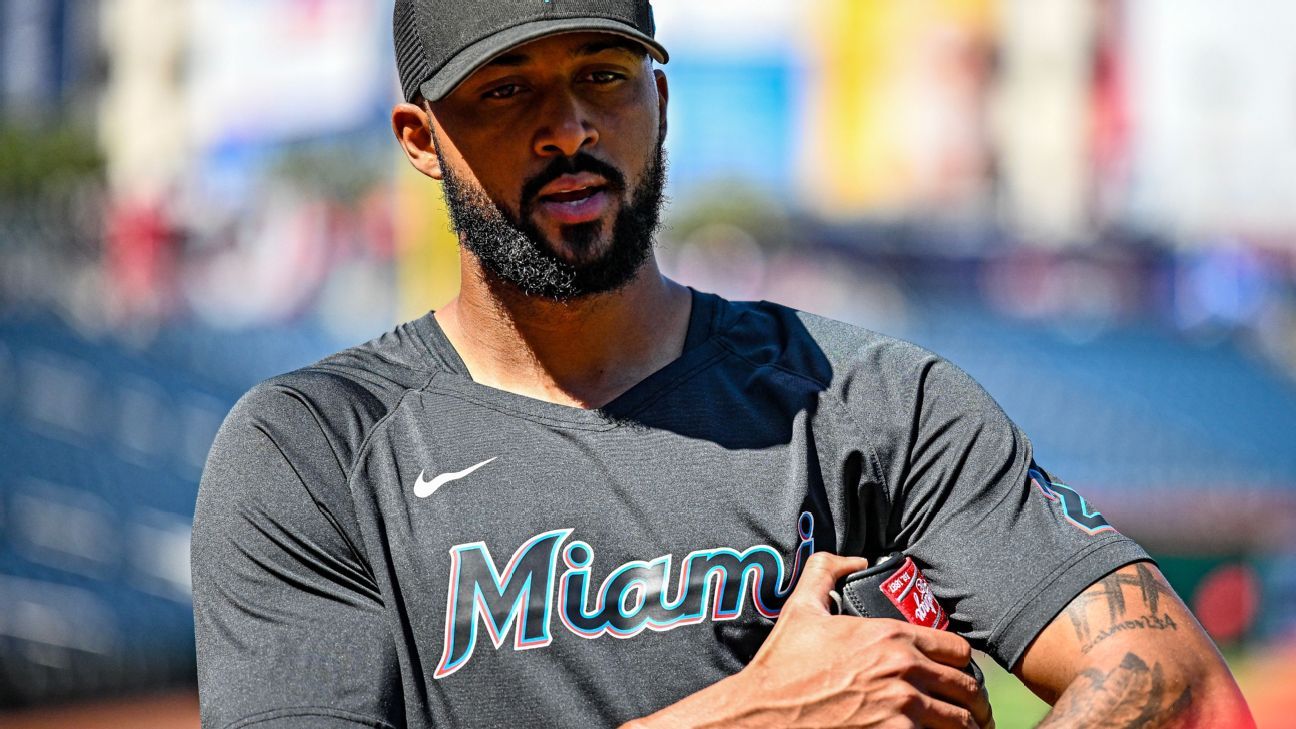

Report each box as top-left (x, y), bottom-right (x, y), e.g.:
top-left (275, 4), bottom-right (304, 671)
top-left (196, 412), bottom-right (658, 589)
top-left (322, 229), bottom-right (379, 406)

top-left (191, 384), bottom-right (402, 729)
top-left (858, 350), bottom-right (1151, 670)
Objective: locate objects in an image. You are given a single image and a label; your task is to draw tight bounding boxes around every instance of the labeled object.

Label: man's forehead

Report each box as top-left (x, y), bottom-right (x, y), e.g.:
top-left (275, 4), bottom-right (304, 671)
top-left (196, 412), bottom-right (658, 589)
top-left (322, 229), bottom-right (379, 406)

top-left (482, 31), bottom-right (650, 69)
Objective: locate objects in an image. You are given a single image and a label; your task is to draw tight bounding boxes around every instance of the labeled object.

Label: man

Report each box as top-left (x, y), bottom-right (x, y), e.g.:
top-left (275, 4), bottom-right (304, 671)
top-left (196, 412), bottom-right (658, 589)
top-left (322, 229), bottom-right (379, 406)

top-left (192, 1), bottom-right (1254, 727)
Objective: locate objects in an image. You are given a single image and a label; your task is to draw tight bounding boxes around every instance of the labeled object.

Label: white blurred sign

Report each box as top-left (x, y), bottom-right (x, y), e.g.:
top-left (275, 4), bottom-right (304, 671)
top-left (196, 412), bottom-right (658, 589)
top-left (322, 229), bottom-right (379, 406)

top-left (1126, 0), bottom-right (1296, 240)
top-left (188, 0), bottom-right (387, 147)
top-left (653, 0), bottom-right (801, 58)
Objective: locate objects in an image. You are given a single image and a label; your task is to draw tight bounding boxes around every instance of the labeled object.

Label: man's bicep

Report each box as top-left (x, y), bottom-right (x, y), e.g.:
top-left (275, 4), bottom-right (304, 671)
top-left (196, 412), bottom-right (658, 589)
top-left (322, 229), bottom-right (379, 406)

top-left (192, 390), bottom-right (401, 729)
top-left (1013, 561), bottom-right (1252, 727)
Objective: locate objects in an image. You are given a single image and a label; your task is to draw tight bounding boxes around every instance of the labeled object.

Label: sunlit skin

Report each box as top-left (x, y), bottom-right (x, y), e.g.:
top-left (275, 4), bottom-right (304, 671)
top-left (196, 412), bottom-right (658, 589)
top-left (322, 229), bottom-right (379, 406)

top-left (391, 31), bottom-right (689, 410)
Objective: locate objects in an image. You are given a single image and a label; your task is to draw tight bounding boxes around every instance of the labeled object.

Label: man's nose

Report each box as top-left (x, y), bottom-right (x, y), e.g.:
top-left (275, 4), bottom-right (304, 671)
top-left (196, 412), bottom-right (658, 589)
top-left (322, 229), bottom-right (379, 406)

top-left (533, 91), bottom-right (599, 158)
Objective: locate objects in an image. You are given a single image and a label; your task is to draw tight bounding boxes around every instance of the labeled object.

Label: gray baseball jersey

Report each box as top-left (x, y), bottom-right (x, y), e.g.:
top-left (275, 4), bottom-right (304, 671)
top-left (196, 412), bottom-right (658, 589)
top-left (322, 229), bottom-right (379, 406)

top-left (191, 289), bottom-right (1149, 728)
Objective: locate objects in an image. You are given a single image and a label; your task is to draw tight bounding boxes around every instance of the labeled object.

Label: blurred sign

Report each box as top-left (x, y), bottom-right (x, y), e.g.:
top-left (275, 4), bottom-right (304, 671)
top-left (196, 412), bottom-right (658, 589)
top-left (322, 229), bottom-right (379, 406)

top-left (0, 0), bottom-right (98, 111)
top-left (1124, 0), bottom-right (1296, 239)
top-left (993, 0), bottom-right (1096, 242)
top-left (654, 0), bottom-right (800, 58)
top-left (1, 0), bottom-right (58, 109)
top-left (653, 1), bottom-right (801, 195)
top-left (188, 0), bottom-right (389, 148)
top-left (799, 0), bottom-right (996, 219)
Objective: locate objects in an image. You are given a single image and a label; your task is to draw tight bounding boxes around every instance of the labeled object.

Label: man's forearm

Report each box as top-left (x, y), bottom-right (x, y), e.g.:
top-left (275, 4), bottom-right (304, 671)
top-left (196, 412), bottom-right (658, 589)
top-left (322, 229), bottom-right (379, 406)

top-left (1036, 650), bottom-right (1194, 728)
top-left (1035, 647), bottom-right (1253, 728)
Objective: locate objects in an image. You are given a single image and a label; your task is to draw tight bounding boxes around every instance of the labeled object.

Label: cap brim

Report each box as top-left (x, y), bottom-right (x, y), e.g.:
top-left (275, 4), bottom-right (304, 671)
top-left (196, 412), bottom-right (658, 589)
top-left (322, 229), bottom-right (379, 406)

top-left (417, 18), bottom-right (669, 102)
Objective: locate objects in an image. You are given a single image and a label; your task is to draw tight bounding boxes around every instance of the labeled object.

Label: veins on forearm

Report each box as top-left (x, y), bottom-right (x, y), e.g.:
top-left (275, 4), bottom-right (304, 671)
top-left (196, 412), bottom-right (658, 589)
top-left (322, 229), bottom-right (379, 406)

top-left (1038, 652), bottom-right (1193, 729)
top-left (1063, 563), bottom-right (1178, 654)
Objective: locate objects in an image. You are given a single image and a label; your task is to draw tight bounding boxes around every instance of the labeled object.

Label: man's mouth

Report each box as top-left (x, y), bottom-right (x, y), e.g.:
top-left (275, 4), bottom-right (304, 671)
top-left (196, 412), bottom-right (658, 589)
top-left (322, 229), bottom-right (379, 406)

top-left (534, 174), bottom-right (614, 225)
top-left (540, 184), bottom-right (606, 205)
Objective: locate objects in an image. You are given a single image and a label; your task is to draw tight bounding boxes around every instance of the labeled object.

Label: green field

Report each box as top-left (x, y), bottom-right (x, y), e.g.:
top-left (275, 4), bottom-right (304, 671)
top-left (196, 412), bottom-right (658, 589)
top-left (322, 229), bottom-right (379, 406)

top-left (981, 655), bottom-right (1050, 728)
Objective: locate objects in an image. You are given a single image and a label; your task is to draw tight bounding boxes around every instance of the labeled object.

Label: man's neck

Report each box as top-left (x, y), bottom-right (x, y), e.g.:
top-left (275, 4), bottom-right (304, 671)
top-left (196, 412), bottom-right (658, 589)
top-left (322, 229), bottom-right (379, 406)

top-left (434, 255), bottom-right (693, 410)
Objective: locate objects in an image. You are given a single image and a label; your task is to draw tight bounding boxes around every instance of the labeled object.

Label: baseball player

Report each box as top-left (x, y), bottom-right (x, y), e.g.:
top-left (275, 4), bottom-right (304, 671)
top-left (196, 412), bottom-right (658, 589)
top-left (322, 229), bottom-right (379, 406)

top-left (191, 1), bottom-right (1254, 727)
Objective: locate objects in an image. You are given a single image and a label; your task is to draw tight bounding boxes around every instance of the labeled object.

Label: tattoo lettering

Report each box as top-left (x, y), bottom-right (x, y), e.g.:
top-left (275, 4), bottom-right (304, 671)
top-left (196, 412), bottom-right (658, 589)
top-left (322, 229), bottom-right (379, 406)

top-left (1040, 652), bottom-right (1194, 728)
top-left (1080, 612), bottom-right (1178, 654)
top-left (1065, 563), bottom-right (1177, 646)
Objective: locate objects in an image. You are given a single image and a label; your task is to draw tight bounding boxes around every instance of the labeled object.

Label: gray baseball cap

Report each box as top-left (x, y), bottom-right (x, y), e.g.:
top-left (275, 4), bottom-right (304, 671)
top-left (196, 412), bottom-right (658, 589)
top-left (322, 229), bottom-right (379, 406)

top-left (394, 0), bottom-right (669, 103)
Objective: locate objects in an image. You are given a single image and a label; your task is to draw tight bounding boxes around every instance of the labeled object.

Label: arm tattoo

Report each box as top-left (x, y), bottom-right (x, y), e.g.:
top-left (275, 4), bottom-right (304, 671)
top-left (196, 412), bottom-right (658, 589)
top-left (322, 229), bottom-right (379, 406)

top-left (1063, 564), bottom-right (1178, 654)
top-left (1042, 566), bottom-right (1195, 726)
top-left (1039, 652), bottom-right (1194, 728)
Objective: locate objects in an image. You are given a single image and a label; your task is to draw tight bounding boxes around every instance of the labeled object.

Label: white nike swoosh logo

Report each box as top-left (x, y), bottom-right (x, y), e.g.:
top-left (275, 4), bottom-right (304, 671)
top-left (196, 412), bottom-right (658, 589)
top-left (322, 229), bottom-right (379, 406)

top-left (413, 457), bottom-right (497, 498)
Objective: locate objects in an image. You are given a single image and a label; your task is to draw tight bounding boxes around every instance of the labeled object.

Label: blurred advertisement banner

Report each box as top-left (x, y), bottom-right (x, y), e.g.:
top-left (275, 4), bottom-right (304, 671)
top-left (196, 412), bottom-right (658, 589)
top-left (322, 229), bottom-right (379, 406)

top-left (1124, 0), bottom-right (1296, 241)
top-left (992, 0), bottom-right (1096, 242)
top-left (188, 0), bottom-right (387, 149)
top-left (653, 1), bottom-right (801, 195)
top-left (800, 0), bottom-right (995, 219)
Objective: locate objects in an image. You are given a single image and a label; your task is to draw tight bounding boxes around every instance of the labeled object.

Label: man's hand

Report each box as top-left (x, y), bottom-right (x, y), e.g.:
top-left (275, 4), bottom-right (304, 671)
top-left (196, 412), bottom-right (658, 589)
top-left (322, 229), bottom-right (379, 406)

top-left (623, 552), bottom-right (993, 729)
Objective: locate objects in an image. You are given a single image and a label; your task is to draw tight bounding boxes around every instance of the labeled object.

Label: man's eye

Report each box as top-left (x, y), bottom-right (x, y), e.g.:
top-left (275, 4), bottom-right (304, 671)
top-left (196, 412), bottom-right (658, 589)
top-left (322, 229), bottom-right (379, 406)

top-left (586, 71), bottom-right (625, 84)
top-left (484, 83), bottom-right (523, 100)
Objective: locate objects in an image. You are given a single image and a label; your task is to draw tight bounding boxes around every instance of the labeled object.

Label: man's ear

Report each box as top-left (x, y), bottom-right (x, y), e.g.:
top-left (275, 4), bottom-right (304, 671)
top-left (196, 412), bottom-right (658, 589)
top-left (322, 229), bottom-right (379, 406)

top-left (654, 68), bottom-right (669, 140)
top-left (391, 102), bottom-right (443, 180)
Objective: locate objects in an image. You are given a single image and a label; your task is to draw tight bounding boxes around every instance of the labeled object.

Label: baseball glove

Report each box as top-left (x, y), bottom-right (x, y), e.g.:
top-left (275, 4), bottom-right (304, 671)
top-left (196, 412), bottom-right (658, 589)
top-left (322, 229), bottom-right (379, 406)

top-left (829, 552), bottom-right (986, 688)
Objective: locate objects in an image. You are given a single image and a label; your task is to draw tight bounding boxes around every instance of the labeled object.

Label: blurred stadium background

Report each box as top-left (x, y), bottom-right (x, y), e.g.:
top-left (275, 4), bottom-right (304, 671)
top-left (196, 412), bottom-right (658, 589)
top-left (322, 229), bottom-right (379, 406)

top-left (2, 1), bottom-right (1295, 726)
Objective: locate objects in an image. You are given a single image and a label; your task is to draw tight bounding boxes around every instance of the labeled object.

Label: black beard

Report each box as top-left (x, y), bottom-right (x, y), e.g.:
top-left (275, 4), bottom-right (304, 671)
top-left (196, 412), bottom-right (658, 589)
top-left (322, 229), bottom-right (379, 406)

top-left (435, 135), bottom-right (667, 302)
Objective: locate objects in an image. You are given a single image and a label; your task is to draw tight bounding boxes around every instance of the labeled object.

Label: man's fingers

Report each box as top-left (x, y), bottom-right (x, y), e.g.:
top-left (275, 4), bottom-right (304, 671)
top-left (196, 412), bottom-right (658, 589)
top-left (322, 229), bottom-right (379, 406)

top-left (913, 661), bottom-right (993, 729)
top-left (784, 552), bottom-right (870, 614)
top-left (908, 625), bottom-right (974, 669)
top-left (904, 691), bottom-right (978, 729)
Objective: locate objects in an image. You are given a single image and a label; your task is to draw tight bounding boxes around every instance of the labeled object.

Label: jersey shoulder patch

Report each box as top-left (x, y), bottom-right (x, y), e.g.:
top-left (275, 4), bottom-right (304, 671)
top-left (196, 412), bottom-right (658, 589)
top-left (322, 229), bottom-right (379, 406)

top-left (1028, 468), bottom-right (1115, 535)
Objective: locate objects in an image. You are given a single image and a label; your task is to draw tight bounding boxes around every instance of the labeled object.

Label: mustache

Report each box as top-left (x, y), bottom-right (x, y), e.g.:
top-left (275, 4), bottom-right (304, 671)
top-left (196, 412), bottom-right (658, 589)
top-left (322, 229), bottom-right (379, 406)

top-left (520, 153), bottom-right (628, 210)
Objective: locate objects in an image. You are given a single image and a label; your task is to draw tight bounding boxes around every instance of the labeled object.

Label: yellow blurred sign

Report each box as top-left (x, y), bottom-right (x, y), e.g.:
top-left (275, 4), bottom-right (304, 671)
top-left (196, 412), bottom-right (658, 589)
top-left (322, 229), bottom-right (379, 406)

top-left (801, 0), bottom-right (994, 218)
top-left (395, 162), bottom-right (460, 322)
